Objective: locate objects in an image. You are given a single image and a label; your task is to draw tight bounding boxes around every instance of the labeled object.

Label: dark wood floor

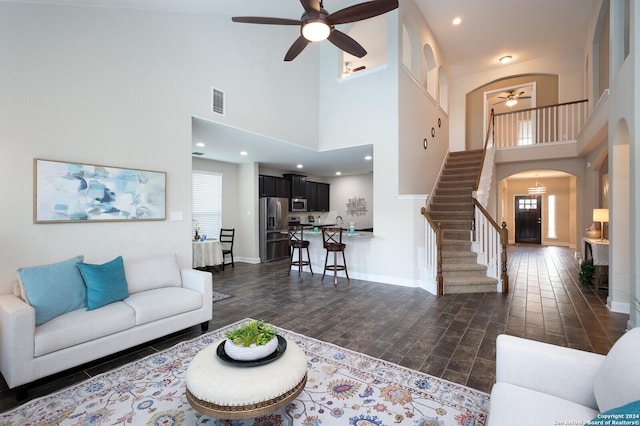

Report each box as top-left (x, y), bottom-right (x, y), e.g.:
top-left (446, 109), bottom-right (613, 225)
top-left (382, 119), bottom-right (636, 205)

top-left (0, 244), bottom-right (628, 413)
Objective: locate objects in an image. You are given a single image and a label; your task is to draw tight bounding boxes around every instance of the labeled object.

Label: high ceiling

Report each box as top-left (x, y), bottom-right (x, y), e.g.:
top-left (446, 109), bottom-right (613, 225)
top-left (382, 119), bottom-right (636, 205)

top-left (7, 0), bottom-right (599, 176)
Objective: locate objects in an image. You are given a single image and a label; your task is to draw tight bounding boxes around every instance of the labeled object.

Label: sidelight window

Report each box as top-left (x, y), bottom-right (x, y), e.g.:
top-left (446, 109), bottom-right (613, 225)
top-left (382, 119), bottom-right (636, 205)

top-left (547, 195), bottom-right (557, 239)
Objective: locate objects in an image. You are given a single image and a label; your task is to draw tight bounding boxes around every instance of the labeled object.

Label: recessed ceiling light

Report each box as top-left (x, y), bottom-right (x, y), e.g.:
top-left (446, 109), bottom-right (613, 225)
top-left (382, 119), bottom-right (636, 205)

top-left (452, 17), bottom-right (462, 25)
top-left (365, 155), bottom-right (372, 161)
top-left (196, 142), bottom-right (205, 147)
top-left (296, 164), bottom-right (303, 169)
top-left (499, 55), bottom-right (512, 64)
top-left (336, 171), bottom-right (341, 176)
top-left (240, 151), bottom-right (248, 156)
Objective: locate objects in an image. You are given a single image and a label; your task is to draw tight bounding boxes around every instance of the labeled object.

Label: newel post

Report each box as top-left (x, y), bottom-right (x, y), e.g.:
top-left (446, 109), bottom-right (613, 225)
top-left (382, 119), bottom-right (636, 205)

top-left (500, 221), bottom-right (509, 293)
top-left (436, 223), bottom-right (444, 296)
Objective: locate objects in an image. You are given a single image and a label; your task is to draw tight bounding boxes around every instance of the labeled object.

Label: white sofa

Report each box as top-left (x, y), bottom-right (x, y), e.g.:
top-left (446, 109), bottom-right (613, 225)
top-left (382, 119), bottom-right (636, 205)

top-left (0, 254), bottom-right (212, 391)
top-left (487, 328), bottom-right (640, 426)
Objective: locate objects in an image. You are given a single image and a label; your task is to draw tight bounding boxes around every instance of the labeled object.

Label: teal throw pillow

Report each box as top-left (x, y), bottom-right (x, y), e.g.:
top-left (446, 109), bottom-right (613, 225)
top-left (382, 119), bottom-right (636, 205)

top-left (78, 256), bottom-right (129, 310)
top-left (17, 256), bottom-right (87, 325)
top-left (588, 400), bottom-right (640, 425)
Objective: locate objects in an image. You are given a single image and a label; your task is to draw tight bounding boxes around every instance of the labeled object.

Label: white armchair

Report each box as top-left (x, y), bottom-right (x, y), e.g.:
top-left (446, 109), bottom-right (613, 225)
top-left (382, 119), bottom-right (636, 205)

top-left (487, 327), bottom-right (640, 426)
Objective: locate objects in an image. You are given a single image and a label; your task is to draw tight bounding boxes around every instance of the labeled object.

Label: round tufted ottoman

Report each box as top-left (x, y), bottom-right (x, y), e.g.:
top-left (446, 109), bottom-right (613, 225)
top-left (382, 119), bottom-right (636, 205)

top-left (186, 338), bottom-right (307, 421)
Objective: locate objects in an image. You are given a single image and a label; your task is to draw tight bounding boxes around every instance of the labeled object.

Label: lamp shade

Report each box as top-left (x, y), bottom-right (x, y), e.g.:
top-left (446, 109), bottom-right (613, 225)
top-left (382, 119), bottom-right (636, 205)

top-left (593, 209), bottom-right (609, 223)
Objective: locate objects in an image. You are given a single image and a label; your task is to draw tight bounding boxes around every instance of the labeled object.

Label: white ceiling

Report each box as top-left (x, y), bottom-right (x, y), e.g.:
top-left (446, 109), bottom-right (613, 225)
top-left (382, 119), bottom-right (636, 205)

top-left (8, 0), bottom-right (598, 177)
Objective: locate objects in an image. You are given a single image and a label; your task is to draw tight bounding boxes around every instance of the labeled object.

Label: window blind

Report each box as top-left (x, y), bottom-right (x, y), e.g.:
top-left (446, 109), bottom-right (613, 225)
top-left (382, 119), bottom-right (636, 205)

top-left (192, 171), bottom-right (222, 239)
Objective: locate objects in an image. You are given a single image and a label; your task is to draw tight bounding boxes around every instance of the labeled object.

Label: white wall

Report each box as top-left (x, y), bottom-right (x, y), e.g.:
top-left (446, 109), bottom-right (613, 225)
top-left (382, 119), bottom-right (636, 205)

top-left (449, 50), bottom-right (587, 152)
top-left (328, 174), bottom-right (374, 230)
top-left (0, 3), bottom-right (319, 291)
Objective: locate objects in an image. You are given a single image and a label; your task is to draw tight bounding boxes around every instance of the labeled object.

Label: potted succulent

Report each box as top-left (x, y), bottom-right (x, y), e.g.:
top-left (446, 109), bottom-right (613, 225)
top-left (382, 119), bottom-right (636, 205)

top-left (224, 320), bottom-right (278, 361)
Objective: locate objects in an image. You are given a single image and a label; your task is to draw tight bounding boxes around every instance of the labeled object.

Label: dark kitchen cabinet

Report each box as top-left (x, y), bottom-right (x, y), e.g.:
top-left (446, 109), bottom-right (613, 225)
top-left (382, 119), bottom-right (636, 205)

top-left (283, 174), bottom-right (307, 199)
top-left (305, 181), bottom-right (330, 212)
top-left (259, 175), bottom-right (289, 198)
top-left (315, 182), bottom-right (330, 212)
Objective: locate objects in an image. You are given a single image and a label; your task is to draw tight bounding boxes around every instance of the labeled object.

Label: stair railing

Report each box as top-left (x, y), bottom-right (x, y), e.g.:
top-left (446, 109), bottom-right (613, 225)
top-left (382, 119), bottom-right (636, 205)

top-left (474, 109), bottom-right (495, 207)
top-left (472, 108), bottom-right (509, 293)
top-left (420, 207), bottom-right (444, 295)
top-left (472, 200), bottom-right (509, 293)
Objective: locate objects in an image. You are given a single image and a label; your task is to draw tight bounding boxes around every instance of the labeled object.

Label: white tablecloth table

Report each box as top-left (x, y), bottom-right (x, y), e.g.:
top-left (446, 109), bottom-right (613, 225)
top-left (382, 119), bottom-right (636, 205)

top-left (192, 240), bottom-right (223, 268)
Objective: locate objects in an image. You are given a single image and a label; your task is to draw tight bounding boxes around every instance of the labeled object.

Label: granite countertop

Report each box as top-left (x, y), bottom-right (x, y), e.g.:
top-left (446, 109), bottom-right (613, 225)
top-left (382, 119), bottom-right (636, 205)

top-left (301, 229), bottom-right (374, 239)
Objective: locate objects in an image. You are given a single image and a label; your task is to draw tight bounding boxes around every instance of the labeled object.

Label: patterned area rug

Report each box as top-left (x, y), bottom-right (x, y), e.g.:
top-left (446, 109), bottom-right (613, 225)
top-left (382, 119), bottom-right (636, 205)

top-left (212, 290), bottom-right (232, 302)
top-left (0, 319), bottom-right (489, 425)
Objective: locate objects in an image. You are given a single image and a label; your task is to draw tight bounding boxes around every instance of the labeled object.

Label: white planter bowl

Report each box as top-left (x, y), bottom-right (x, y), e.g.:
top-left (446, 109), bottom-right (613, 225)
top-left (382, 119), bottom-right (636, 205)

top-left (224, 336), bottom-right (278, 361)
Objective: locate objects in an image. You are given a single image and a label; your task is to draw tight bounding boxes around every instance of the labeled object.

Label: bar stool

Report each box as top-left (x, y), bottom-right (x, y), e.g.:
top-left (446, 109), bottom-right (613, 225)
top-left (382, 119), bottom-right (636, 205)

top-left (288, 225), bottom-right (313, 277)
top-left (321, 227), bottom-right (350, 285)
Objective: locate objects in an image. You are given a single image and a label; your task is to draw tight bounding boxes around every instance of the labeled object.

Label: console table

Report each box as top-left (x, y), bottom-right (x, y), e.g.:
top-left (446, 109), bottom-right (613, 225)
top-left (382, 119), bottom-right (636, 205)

top-left (581, 237), bottom-right (609, 291)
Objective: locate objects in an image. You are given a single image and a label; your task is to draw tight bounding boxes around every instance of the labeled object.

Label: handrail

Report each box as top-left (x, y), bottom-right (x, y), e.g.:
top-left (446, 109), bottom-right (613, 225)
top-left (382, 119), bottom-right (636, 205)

top-left (472, 199), bottom-right (509, 293)
top-left (420, 207), bottom-right (444, 295)
top-left (474, 109), bottom-right (495, 191)
top-left (493, 99), bottom-right (588, 117)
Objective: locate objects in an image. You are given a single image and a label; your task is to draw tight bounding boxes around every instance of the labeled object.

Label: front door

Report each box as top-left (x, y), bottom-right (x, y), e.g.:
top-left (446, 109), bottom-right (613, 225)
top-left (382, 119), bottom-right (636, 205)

top-left (515, 196), bottom-right (542, 244)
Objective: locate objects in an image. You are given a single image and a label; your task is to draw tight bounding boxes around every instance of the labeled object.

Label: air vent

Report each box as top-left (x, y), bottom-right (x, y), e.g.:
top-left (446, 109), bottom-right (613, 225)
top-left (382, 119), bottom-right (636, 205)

top-left (212, 88), bottom-right (225, 115)
top-left (192, 152), bottom-right (205, 156)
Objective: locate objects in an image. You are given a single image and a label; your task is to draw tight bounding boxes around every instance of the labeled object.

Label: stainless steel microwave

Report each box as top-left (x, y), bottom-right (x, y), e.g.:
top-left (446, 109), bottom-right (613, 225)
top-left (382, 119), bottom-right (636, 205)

top-left (291, 198), bottom-right (307, 212)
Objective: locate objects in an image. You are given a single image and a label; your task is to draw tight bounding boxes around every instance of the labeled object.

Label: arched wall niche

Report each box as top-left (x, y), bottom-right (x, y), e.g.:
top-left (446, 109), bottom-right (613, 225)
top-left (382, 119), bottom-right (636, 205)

top-left (438, 65), bottom-right (448, 113)
top-left (423, 43), bottom-right (437, 99)
top-left (401, 14), bottom-right (420, 81)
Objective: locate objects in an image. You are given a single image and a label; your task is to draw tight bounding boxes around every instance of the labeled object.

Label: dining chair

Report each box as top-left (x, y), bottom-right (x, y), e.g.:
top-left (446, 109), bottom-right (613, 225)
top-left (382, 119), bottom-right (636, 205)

top-left (219, 228), bottom-right (235, 270)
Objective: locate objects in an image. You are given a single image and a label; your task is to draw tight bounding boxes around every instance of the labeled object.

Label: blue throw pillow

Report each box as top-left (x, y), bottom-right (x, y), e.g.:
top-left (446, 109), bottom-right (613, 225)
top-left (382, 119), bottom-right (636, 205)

top-left (588, 400), bottom-right (640, 425)
top-left (77, 256), bottom-right (129, 310)
top-left (17, 256), bottom-right (87, 325)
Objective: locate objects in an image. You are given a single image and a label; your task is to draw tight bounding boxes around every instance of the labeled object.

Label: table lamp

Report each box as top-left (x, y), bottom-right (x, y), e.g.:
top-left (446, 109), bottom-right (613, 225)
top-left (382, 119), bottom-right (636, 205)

top-left (593, 209), bottom-right (609, 241)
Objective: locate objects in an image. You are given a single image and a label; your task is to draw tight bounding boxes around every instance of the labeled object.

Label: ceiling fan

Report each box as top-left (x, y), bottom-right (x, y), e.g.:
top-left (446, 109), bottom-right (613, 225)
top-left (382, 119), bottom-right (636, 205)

top-left (232, 0), bottom-right (399, 62)
top-left (494, 89), bottom-right (532, 107)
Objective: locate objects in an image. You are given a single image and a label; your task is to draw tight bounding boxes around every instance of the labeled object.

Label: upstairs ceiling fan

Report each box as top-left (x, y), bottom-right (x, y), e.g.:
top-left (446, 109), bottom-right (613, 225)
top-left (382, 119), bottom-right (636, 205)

top-left (494, 89), bottom-right (532, 107)
top-left (232, 0), bottom-right (399, 61)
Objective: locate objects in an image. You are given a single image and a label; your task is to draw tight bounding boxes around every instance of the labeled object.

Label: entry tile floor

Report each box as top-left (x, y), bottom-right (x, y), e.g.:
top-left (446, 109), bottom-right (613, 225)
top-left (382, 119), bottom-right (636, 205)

top-left (0, 244), bottom-right (628, 412)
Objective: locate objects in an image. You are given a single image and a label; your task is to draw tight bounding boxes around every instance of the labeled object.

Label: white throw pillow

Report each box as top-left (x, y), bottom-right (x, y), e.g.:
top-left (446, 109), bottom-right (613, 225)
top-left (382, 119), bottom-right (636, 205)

top-left (123, 254), bottom-right (182, 294)
top-left (593, 327), bottom-right (640, 412)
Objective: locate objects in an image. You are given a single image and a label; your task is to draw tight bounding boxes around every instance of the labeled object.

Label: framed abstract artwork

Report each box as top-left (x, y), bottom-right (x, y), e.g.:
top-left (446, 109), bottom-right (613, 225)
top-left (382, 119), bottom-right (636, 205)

top-left (34, 159), bottom-right (166, 223)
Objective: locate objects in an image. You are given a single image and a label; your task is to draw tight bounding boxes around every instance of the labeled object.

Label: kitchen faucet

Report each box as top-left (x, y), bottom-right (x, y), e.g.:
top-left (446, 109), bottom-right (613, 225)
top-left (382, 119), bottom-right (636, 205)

top-left (336, 216), bottom-right (344, 226)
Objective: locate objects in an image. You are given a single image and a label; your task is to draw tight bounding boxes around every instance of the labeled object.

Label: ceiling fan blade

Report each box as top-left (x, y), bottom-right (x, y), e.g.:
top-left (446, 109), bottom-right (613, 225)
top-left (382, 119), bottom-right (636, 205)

top-left (328, 0), bottom-right (399, 25)
top-left (300, 0), bottom-right (320, 14)
top-left (328, 30), bottom-right (367, 58)
top-left (232, 16), bottom-right (302, 25)
top-left (284, 36), bottom-right (310, 61)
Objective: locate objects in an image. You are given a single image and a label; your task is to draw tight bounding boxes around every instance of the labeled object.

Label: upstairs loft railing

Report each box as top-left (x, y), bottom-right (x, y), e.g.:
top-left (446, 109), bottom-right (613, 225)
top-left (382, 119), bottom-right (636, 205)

top-left (493, 99), bottom-right (588, 148)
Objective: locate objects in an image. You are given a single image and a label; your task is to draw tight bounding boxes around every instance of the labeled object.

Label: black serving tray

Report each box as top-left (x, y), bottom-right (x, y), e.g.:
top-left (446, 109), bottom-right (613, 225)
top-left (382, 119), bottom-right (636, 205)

top-left (216, 335), bottom-right (287, 367)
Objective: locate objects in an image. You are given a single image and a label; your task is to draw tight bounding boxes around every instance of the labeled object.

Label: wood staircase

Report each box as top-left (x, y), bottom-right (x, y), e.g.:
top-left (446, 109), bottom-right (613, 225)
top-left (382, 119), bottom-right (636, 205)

top-left (428, 150), bottom-right (498, 294)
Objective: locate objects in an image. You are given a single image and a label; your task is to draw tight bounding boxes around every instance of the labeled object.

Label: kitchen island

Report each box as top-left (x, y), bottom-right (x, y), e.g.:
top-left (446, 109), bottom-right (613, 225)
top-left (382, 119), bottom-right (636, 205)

top-left (289, 229), bottom-right (374, 281)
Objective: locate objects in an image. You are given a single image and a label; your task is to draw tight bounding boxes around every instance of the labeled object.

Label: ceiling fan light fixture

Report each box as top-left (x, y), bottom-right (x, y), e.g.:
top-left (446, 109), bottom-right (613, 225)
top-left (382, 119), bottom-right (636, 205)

top-left (302, 20), bottom-right (331, 42)
top-left (505, 99), bottom-right (518, 107)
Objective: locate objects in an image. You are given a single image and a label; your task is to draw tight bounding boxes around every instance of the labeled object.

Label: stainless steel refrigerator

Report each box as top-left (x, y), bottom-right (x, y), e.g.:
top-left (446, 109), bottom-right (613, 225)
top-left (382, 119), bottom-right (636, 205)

top-left (259, 197), bottom-right (289, 262)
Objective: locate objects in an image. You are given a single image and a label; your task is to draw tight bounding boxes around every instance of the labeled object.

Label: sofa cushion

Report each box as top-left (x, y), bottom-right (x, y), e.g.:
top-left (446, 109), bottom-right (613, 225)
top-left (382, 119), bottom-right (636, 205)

top-left (593, 327), bottom-right (640, 412)
top-left (123, 287), bottom-right (202, 326)
top-left (124, 254), bottom-right (182, 294)
top-left (488, 383), bottom-right (598, 426)
top-left (17, 256), bottom-right (86, 325)
top-left (35, 301), bottom-right (135, 357)
top-left (78, 256), bottom-right (130, 310)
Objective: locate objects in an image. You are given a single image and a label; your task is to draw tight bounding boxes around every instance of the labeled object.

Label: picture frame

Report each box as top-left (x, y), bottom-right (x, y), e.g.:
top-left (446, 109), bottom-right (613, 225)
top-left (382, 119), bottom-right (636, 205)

top-left (34, 158), bottom-right (166, 223)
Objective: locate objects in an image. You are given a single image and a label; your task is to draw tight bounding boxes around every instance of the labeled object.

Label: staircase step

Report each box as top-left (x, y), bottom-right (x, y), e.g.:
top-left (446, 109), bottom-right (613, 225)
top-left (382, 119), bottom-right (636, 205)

top-left (437, 219), bottom-right (473, 230)
top-left (438, 180), bottom-right (476, 189)
top-left (431, 195), bottom-right (473, 204)
top-left (430, 203), bottom-right (474, 212)
top-left (442, 251), bottom-right (478, 264)
top-left (435, 187), bottom-right (473, 197)
top-left (430, 211), bottom-right (474, 222)
top-left (443, 229), bottom-right (471, 241)
top-left (442, 239), bottom-right (472, 250)
top-left (444, 277), bottom-right (499, 294)
top-left (442, 263), bottom-right (488, 278)
top-left (441, 172), bottom-right (478, 181)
